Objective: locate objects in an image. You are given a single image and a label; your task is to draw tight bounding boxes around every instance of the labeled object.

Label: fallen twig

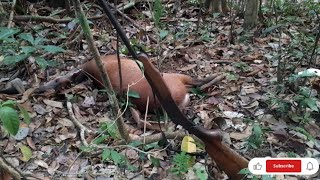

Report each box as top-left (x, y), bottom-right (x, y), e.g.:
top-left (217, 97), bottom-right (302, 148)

top-left (66, 101), bottom-right (92, 146)
top-left (114, 131), bottom-right (201, 145)
top-left (7, 0), bottom-right (16, 28)
top-left (13, 14), bottom-right (105, 23)
top-left (200, 73), bottom-right (225, 90)
top-left (0, 154), bottom-right (25, 180)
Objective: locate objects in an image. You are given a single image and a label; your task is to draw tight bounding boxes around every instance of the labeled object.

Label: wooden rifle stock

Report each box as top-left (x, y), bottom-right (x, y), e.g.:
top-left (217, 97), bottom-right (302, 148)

top-left (137, 54), bottom-right (248, 179)
top-left (98, 1), bottom-right (249, 178)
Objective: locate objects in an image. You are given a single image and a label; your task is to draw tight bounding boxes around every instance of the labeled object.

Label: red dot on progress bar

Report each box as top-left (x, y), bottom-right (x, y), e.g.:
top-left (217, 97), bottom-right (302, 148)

top-left (266, 160), bottom-right (301, 172)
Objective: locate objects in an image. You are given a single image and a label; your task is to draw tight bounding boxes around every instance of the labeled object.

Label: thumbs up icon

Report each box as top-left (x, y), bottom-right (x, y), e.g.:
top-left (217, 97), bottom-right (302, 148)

top-left (253, 163), bottom-right (262, 170)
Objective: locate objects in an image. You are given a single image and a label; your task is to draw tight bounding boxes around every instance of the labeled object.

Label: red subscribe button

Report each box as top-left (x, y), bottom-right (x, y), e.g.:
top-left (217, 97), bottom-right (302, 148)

top-left (266, 160), bottom-right (301, 173)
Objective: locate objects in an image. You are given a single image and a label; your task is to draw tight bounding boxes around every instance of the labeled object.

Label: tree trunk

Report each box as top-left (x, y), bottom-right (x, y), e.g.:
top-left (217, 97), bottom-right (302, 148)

top-left (205, 0), bottom-right (229, 14)
top-left (221, 0), bottom-right (230, 13)
top-left (243, 0), bottom-right (258, 29)
top-left (0, 1), bottom-right (5, 26)
top-left (212, 0), bottom-right (222, 12)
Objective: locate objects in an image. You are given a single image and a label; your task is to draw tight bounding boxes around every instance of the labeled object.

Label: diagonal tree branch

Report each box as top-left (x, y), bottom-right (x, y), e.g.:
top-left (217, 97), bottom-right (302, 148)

top-left (72, 0), bottom-right (130, 142)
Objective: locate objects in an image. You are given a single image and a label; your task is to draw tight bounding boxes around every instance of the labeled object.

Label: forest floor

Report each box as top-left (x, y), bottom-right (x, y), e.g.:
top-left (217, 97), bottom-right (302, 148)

top-left (0, 1), bottom-right (320, 180)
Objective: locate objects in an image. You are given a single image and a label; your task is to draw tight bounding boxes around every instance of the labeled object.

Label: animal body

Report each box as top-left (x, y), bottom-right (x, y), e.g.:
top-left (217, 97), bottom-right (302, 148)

top-left (81, 55), bottom-right (199, 112)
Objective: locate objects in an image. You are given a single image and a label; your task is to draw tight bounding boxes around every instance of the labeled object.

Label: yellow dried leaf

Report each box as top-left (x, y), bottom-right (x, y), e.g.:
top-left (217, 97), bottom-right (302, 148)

top-left (181, 136), bottom-right (197, 153)
top-left (19, 145), bottom-right (32, 162)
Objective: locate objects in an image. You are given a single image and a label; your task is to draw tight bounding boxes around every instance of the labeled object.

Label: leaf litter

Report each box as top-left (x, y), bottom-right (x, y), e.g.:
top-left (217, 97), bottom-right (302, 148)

top-left (0, 1), bottom-right (320, 179)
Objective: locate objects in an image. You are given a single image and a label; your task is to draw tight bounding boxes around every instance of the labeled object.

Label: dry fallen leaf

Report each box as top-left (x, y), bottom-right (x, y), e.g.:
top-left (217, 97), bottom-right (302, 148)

top-left (58, 118), bottom-right (74, 127)
top-left (176, 64), bottom-right (197, 71)
top-left (43, 99), bottom-right (63, 108)
top-left (223, 111), bottom-right (244, 119)
top-left (33, 104), bottom-right (46, 115)
top-left (81, 96), bottom-right (95, 107)
top-left (19, 145), bottom-right (32, 162)
top-left (34, 159), bottom-right (49, 169)
top-left (123, 149), bottom-right (139, 160)
top-left (181, 136), bottom-right (197, 153)
top-left (14, 126), bottom-right (29, 140)
top-left (230, 126), bottom-right (252, 140)
top-left (27, 137), bottom-right (36, 150)
top-left (47, 160), bottom-right (59, 175)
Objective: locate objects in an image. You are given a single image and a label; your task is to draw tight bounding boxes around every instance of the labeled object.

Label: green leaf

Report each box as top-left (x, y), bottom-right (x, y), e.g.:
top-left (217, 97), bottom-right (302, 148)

top-left (3, 54), bottom-right (29, 65)
top-left (35, 57), bottom-right (49, 69)
top-left (0, 28), bottom-right (20, 40)
top-left (194, 163), bottom-right (208, 180)
top-left (40, 45), bottom-right (65, 54)
top-left (18, 105), bottom-right (31, 124)
top-left (128, 141), bottom-right (143, 147)
top-left (126, 164), bottom-right (138, 172)
top-left (262, 175), bottom-right (275, 180)
top-left (190, 87), bottom-right (206, 97)
top-left (153, 0), bottom-right (164, 27)
top-left (159, 29), bottom-right (168, 40)
top-left (46, 60), bottom-right (58, 67)
top-left (79, 145), bottom-right (95, 152)
top-left (110, 150), bottom-right (122, 164)
top-left (100, 122), bottom-right (119, 138)
top-left (92, 134), bottom-right (108, 145)
top-left (294, 50), bottom-right (303, 58)
top-left (128, 91), bottom-right (140, 98)
top-left (34, 37), bottom-right (45, 46)
top-left (144, 142), bottom-right (160, 151)
top-left (21, 46), bottom-right (37, 54)
top-left (262, 24), bottom-right (285, 35)
top-left (19, 145), bottom-right (32, 162)
top-left (303, 98), bottom-right (318, 111)
top-left (238, 168), bottom-right (250, 174)
top-left (1, 100), bottom-right (17, 107)
top-left (170, 151), bottom-right (190, 175)
top-left (293, 127), bottom-right (314, 141)
top-left (102, 149), bottom-right (111, 161)
top-left (0, 106), bottom-right (20, 135)
top-left (253, 124), bottom-right (262, 137)
top-left (18, 33), bottom-right (34, 45)
top-left (150, 156), bottom-right (160, 167)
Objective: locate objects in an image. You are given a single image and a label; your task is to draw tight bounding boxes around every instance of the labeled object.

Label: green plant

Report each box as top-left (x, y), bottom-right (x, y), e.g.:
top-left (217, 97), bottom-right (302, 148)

top-left (294, 87), bottom-right (318, 112)
top-left (153, 0), bottom-right (164, 28)
top-left (225, 72), bottom-right (238, 81)
top-left (190, 87), bottom-right (207, 98)
top-left (239, 168), bottom-right (275, 179)
top-left (267, 92), bottom-right (291, 115)
top-left (170, 151), bottom-right (192, 176)
top-left (287, 151), bottom-right (298, 157)
top-left (192, 163), bottom-right (208, 180)
top-left (102, 148), bottom-right (137, 171)
top-left (174, 22), bottom-right (193, 40)
top-left (233, 62), bottom-right (251, 72)
top-left (0, 27), bottom-right (65, 69)
top-left (247, 123), bottom-right (264, 149)
top-left (290, 112), bottom-right (312, 124)
top-left (100, 121), bottom-right (121, 139)
top-left (120, 38), bottom-right (153, 55)
top-left (0, 100), bottom-right (30, 135)
top-left (292, 126), bottom-right (314, 141)
top-left (199, 30), bottom-right (213, 42)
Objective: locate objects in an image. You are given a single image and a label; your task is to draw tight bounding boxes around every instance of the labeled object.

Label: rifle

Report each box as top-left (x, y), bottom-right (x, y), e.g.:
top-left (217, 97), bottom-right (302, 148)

top-left (98, 1), bottom-right (249, 179)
